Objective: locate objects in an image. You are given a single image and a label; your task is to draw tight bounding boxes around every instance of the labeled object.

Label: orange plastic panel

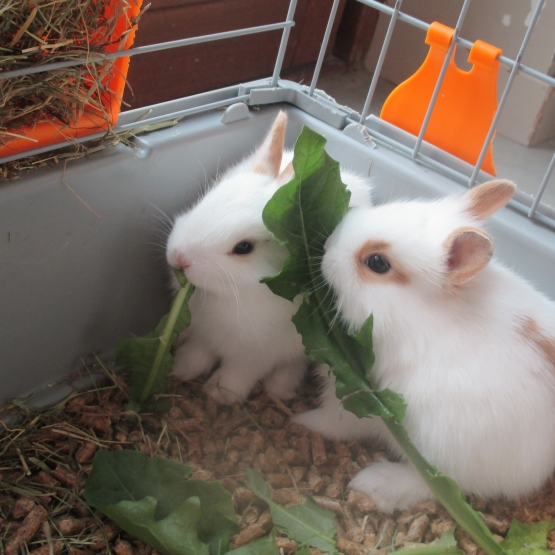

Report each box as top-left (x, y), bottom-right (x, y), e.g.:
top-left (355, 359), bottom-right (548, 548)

top-left (0, 0), bottom-right (143, 158)
top-left (380, 22), bottom-right (502, 175)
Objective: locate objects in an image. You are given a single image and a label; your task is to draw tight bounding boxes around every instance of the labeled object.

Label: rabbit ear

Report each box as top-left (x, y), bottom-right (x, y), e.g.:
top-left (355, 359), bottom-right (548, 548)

top-left (463, 179), bottom-right (516, 221)
top-left (251, 111), bottom-right (287, 178)
top-left (444, 226), bottom-right (494, 285)
top-left (278, 161), bottom-right (294, 185)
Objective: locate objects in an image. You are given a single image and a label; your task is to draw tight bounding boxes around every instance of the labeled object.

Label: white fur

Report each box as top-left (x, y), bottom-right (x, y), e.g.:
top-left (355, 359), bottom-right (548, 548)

top-left (294, 183), bottom-right (555, 511)
top-left (166, 113), bottom-right (372, 404)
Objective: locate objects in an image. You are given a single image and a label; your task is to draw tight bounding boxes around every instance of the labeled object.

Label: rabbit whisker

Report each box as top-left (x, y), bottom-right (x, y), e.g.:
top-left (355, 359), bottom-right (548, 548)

top-left (198, 277), bottom-right (208, 311)
top-left (328, 297), bottom-right (343, 332)
top-left (194, 155), bottom-right (210, 191)
top-left (146, 201), bottom-right (175, 227)
top-left (215, 157), bottom-right (221, 183)
top-left (216, 263), bottom-right (241, 317)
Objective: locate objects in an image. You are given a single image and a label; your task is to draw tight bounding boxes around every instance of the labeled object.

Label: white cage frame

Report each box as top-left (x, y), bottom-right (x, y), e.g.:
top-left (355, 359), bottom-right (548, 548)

top-left (1, 0), bottom-right (554, 229)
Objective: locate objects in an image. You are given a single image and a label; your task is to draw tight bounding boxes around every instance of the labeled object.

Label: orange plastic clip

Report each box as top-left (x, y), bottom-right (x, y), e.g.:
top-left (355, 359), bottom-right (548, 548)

top-left (380, 22), bottom-right (502, 175)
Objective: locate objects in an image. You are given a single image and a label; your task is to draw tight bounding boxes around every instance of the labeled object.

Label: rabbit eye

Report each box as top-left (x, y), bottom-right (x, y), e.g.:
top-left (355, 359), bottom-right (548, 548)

top-left (365, 254), bottom-right (390, 274)
top-left (233, 241), bottom-right (254, 255)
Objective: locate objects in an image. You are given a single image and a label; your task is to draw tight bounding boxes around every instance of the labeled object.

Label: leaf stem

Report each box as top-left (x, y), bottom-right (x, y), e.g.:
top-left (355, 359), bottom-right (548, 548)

top-left (391, 546), bottom-right (462, 555)
top-left (382, 420), bottom-right (504, 555)
top-left (139, 282), bottom-right (192, 404)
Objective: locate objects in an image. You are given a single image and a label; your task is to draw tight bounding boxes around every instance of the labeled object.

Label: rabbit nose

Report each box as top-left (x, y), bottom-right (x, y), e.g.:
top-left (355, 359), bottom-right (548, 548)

top-left (171, 249), bottom-right (191, 269)
top-left (177, 254), bottom-right (191, 269)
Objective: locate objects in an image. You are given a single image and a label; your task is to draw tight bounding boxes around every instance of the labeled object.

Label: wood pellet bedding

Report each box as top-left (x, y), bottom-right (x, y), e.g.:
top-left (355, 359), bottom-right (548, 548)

top-left (2, 365), bottom-right (555, 555)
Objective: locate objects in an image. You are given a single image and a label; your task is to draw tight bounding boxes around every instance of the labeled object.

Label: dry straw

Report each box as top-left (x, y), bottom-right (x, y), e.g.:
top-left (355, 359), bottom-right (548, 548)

top-left (0, 0), bottom-right (136, 136)
top-left (0, 0), bottom-right (146, 179)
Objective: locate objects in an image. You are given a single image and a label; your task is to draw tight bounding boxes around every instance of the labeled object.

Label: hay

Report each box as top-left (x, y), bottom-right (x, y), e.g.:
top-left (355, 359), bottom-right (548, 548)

top-left (0, 141), bottom-right (104, 181)
top-left (0, 117), bottom-right (183, 181)
top-left (0, 0), bottom-right (141, 146)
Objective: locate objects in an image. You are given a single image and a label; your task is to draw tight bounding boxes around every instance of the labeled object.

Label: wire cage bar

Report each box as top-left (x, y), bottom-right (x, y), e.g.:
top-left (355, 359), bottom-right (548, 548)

top-left (308, 0), bottom-right (343, 97)
top-left (359, 0), bottom-right (403, 122)
top-left (271, 0), bottom-right (299, 87)
top-left (1, 0), bottom-right (554, 232)
top-left (530, 151), bottom-right (555, 219)
top-left (468, 0), bottom-right (546, 187)
top-left (0, 22), bottom-right (296, 81)
top-left (355, 0), bottom-right (555, 88)
top-left (410, 0), bottom-right (472, 159)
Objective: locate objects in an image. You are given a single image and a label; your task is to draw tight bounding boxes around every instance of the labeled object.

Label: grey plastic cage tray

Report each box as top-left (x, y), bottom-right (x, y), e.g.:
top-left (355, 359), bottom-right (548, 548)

top-left (2, 104), bottom-right (555, 409)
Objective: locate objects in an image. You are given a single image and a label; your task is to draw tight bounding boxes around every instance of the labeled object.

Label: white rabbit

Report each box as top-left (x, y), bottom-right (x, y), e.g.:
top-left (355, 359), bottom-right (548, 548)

top-left (166, 111), bottom-right (372, 404)
top-left (294, 179), bottom-right (555, 512)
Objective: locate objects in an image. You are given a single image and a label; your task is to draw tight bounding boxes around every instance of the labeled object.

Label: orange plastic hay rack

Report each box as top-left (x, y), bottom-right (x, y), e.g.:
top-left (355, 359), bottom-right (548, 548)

top-left (0, 0), bottom-right (144, 158)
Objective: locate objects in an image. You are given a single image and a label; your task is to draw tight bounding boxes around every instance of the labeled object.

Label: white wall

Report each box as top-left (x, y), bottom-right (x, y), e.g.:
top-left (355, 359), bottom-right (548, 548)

top-left (365, 0), bottom-right (555, 146)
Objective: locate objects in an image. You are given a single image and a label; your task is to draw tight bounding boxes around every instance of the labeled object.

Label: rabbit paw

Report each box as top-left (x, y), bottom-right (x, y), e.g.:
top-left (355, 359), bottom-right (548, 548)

top-left (172, 340), bottom-right (217, 381)
top-left (348, 461), bottom-right (433, 513)
top-left (203, 366), bottom-right (254, 404)
top-left (263, 362), bottom-right (306, 400)
top-left (293, 406), bottom-right (381, 441)
top-left (293, 408), bottom-right (335, 435)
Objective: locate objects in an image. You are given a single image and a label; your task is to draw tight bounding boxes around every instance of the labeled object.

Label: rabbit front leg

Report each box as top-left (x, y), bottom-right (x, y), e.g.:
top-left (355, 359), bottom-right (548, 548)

top-left (172, 330), bottom-right (219, 381)
top-left (204, 354), bottom-right (270, 404)
top-left (293, 369), bottom-right (391, 442)
top-left (349, 461), bottom-right (433, 513)
top-left (263, 359), bottom-right (307, 400)
top-left (293, 404), bottom-right (388, 441)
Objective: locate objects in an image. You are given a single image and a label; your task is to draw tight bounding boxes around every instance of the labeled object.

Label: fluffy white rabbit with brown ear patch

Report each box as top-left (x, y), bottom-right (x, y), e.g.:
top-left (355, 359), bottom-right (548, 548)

top-left (166, 112), bottom-right (373, 404)
top-left (294, 180), bottom-right (555, 512)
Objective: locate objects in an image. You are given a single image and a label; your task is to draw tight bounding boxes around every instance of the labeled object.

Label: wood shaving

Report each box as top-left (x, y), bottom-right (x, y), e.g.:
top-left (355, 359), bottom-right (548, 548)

top-left (1, 364), bottom-right (555, 555)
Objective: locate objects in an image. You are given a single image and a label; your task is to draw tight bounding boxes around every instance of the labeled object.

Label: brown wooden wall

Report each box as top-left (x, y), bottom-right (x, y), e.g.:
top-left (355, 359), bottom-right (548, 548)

top-left (123, 0), bottom-right (348, 109)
